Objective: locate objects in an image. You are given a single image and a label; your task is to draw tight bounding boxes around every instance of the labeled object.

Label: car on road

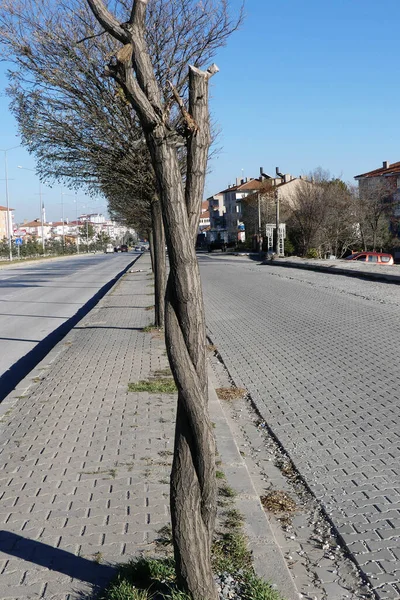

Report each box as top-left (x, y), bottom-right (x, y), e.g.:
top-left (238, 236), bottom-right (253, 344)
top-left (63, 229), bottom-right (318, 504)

top-left (120, 244), bottom-right (129, 252)
top-left (344, 252), bottom-right (394, 265)
top-left (105, 244), bottom-right (114, 254)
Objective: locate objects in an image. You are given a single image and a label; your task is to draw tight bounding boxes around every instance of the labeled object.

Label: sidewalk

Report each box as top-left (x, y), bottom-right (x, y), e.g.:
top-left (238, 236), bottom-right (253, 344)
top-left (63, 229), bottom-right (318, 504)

top-left (0, 253), bottom-right (298, 600)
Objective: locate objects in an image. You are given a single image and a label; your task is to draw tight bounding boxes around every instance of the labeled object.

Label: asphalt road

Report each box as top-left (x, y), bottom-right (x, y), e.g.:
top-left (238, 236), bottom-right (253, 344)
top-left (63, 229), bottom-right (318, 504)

top-left (199, 254), bottom-right (400, 600)
top-left (0, 253), bottom-right (136, 395)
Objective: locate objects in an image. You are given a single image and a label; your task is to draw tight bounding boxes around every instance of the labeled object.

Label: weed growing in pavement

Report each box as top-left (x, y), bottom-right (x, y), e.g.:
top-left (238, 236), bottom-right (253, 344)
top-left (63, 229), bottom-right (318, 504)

top-left (142, 324), bottom-right (160, 332)
top-left (93, 551), bottom-right (103, 564)
top-left (145, 305), bottom-right (154, 311)
top-left (98, 551), bottom-right (283, 600)
top-left (97, 469), bottom-right (284, 600)
top-left (128, 379), bottom-right (177, 394)
top-left (216, 470), bottom-right (225, 479)
top-left (218, 483), bottom-right (237, 498)
top-left (224, 508), bottom-right (244, 529)
top-left (153, 368), bottom-right (173, 377)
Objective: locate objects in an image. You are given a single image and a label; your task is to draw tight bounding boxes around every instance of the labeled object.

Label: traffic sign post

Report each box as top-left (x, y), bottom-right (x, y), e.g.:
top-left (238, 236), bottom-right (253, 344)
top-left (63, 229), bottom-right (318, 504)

top-left (15, 237), bottom-right (23, 260)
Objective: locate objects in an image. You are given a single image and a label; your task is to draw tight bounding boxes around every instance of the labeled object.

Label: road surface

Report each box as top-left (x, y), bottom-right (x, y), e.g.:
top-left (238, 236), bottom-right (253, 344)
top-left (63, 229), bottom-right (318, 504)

top-left (200, 254), bottom-right (400, 600)
top-left (0, 253), bottom-right (136, 398)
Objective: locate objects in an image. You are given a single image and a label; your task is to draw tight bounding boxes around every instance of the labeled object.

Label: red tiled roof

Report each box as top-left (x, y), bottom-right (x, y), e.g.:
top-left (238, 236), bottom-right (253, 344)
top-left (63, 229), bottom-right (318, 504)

top-left (355, 161), bottom-right (400, 179)
top-left (218, 179), bottom-right (262, 194)
top-left (0, 205), bottom-right (14, 211)
top-left (22, 220), bottom-right (43, 228)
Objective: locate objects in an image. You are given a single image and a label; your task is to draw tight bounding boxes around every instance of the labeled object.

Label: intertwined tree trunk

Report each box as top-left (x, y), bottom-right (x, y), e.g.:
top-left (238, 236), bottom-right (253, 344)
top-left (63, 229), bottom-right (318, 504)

top-left (86, 1), bottom-right (218, 597)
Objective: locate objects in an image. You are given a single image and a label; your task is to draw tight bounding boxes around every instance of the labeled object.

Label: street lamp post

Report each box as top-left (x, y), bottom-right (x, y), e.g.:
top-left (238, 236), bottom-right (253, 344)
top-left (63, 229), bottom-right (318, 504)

top-left (1, 145), bottom-right (20, 261)
top-left (18, 166), bottom-right (45, 254)
top-left (74, 194), bottom-right (80, 254)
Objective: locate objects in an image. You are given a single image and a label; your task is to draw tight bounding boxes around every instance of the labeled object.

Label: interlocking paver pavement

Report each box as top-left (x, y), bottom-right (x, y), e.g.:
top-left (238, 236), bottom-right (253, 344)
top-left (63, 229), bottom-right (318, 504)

top-left (0, 255), bottom-right (175, 599)
top-left (0, 253), bottom-right (298, 600)
top-left (200, 256), bottom-right (400, 600)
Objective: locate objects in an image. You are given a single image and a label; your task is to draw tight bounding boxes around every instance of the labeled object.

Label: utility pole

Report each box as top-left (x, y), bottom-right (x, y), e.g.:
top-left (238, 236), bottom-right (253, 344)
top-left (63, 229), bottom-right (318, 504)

top-left (257, 192), bottom-right (262, 254)
top-left (39, 181), bottom-right (45, 254)
top-left (1, 146), bottom-right (20, 261)
top-left (18, 166), bottom-right (45, 254)
top-left (74, 194), bottom-right (80, 254)
top-left (61, 191), bottom-right (65, 253)
top-left (4, 152), bottom-right (12, 261)
top-left (275, 191), bottom-right (280, 256)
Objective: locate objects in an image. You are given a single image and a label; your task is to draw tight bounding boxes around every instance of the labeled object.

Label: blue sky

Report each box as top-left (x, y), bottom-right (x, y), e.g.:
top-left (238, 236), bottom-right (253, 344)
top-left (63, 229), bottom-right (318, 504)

top-left (1, 0), bottom-right (399, 222)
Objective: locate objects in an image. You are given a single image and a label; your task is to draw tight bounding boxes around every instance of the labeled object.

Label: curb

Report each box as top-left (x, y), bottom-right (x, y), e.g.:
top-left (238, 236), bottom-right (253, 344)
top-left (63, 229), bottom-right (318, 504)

top-left (208, 370), bottom-right (300, 600)
top-left (263, 259), bottom-right (400, 285)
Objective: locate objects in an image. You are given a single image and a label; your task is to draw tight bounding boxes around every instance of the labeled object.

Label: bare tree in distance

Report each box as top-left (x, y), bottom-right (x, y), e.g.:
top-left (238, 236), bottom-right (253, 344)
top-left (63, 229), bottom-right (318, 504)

top-left (0, 0), bottom-right (168, 325)
top-left (283, 170), bottom-right (360, 257)
top-left (352, 180), bottom-right (396, 252)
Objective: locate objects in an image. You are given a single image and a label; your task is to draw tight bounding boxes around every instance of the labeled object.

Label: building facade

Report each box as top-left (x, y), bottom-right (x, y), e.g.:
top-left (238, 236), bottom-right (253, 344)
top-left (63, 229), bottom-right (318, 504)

top-left (0, 205), bottom-right (14, 241)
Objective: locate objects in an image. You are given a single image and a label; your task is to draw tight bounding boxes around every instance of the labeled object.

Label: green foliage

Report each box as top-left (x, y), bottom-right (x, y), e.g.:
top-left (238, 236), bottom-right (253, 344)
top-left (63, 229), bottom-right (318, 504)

top-left (284, 238), bottom-right (295, 256)
top-left (212, 531), bottom-right (253, 573)
top-left (241, 571), bottom-right (285, 600)
top-left (306, 247), bottom-right (318, 259)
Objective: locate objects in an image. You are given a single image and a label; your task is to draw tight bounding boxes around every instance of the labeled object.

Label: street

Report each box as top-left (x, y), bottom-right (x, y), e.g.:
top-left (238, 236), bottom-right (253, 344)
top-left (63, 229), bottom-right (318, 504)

top-left (200, 254), bottom-right (400, 600)
top-left (0, 253), bottom-right (136, 399)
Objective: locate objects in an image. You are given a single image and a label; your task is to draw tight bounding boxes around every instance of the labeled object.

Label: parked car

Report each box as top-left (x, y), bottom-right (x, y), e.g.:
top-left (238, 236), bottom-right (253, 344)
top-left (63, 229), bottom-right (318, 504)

top-left (344, 252), bottom-right (394, 265)
top-left (105, 244), bottom-right (114, 253)
top-left (120, 244), bottom-right (129, 252)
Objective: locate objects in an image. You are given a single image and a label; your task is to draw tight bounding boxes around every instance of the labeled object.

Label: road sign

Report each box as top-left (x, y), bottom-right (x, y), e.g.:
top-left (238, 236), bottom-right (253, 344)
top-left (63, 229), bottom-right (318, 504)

top-left (15, 237), bottom-right (23, 246)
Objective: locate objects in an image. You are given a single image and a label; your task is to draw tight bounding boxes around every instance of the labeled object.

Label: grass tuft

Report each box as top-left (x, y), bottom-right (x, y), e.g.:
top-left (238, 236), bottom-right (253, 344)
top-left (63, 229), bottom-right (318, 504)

top-left (218, 483), bottom-right (237, 498)
top-left (212, 530), bottom-right (252, 573)
top-left (128, 379), bottom-right (177, 394)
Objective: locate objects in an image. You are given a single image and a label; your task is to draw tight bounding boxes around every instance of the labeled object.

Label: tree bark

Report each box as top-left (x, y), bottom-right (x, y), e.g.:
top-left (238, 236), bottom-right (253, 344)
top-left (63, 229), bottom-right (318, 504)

top-left (85, 2), bottom-right (218, 597)
top-left (150, 197), bottom-right (166, 328)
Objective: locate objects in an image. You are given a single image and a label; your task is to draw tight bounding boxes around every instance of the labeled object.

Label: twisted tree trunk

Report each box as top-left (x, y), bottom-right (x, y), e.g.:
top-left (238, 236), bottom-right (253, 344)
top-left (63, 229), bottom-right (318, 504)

top-left (85, 2), bottom-right (218, 597)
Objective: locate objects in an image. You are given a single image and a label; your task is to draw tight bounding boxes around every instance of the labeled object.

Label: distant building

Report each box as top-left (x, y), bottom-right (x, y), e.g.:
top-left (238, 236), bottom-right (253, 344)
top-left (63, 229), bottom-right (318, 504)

top-left (0, 205), bottom-right (14, 240)
top-left (20, 218), bottom-right (52, 241)
top-left (355, 160), bottom-right (400, 237)
top-left (207, 178), bottom-right (263, 243)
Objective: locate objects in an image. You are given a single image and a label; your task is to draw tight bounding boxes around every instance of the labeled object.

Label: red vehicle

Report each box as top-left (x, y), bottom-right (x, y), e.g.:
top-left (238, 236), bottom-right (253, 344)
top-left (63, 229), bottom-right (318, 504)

top-left (345, 252), bottom-right (394, 265)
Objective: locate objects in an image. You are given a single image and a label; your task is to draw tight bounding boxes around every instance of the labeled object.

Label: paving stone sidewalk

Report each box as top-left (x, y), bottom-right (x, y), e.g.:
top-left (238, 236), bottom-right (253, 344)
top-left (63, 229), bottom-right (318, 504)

top-left (200, 256), bottom-right (400, 600)
top-left (0, 254), bottom-right (297, 600)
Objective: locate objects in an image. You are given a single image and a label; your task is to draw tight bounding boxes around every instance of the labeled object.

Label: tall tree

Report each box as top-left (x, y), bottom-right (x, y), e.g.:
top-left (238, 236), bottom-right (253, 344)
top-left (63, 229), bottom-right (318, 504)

top-left (83, 1), bottom-right (241, 598)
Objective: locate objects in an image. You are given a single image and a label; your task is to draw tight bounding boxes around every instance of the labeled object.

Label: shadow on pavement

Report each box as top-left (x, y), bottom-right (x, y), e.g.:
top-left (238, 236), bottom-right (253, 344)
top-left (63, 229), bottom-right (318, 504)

top-left (0, 531), bottom-right (115, 586)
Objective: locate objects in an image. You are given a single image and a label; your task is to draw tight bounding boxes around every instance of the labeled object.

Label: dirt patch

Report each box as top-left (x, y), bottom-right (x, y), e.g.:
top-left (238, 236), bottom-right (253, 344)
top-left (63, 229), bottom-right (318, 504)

top-left (216, 387), bottom-right (247, 401)
top-left (260, 490), bottom-right (297, 514)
